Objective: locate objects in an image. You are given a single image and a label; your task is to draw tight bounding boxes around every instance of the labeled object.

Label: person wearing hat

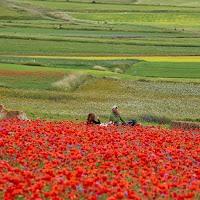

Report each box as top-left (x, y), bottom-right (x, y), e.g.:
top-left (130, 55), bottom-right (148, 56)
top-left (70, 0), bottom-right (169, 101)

top-left (109, 105), bottom-right (126, 126)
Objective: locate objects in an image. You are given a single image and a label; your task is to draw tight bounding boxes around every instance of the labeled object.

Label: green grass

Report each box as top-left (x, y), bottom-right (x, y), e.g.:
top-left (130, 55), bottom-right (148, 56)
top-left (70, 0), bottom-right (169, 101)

top-left (0, 58), bottom-right (138, 72)
top-left (62, 0), bottom-right (200, 7)
top-left (1, 61), bottom-right (200, 88)
top-left (0, 63), bottom-right (76, 72)
top-left (1, 27), bottom-right (200, 38)
top-left (0, 67), bottom-right (69, 90)
top-left (134, 0), bottom-right (200, 7)
top-left (1, 37), bottom-right (200, 55)
top-left (21, 1), bottom-right (200, 13)
top-left (0, 0), bottom-right (199, 126)
top-left (1, 34), bottom-right (200, 52)
top-left (0, 5), bottom-right (21, 18)
top-left (125, 61), bottom-right (200, 78)
top-left (2, 20), bottom-right (199, 35)
top-left (0, 79), bottom-right (199, 125)
top-left (70, 13), bottom-right (200, 25)
top-left (0, 2), bottom-right (40, 20)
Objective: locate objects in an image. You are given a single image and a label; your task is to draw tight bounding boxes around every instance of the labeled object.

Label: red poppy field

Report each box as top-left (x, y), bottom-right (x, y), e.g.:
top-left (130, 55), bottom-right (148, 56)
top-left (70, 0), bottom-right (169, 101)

top-left (0, 119), bottom-right (200, 200)
top-left (0, 69), bottom-right (68, 90)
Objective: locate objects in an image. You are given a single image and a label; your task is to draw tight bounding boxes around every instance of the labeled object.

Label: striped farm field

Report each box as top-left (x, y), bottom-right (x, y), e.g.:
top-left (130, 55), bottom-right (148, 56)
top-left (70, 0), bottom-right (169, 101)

top-left (135, 0), bottom-right (200, 7)
top-left (0, 66), bottom-right (69, 90)
top-left (1, 55), bottom-right (200, 80)
top-left (20, 0), bottom-right (200, 13)
top-left (70, 13), bottom-right (200, 25)
top-left (128, 56), bottom-right (200, 62)
top-left (7, 54), bottom-right (200, 62)
top-left (125, 62), bottom-right (200, 79)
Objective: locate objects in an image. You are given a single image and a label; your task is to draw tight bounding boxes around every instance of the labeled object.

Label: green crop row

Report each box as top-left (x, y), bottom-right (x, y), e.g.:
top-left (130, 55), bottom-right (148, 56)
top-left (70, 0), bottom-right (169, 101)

top-left (22, 0), bottom-right (200, 13)
top-left (134, 0), bottom-right (200, 7)
top-left (70, 13), bottom-right (200, 25)
top-left (1, 37), bottom-right (200, 55)
top-left (1, 32), bottom-right (200, 48)
top-left (125, 61), bottom-right (200, 79)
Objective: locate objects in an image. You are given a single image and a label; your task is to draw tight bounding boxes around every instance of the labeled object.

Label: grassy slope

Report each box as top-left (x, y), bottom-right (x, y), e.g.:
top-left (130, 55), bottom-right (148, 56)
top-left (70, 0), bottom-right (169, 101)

top-left (0, 2), bottom-right (39, 20)
top-left (0, 78), bottom-right (199, 124)
top-left (0, 0), bottom-right (199, 125)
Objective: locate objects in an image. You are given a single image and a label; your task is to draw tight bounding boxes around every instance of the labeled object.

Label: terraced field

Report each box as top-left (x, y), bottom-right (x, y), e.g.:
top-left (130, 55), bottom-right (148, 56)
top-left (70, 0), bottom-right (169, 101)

top-left (0, 0), bottom-right (199, 125)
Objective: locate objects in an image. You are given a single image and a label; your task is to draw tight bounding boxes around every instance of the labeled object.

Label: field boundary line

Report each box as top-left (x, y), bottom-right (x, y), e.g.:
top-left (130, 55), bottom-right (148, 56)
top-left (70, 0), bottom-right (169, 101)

top-left (1, 53), bottom-right (200, 57)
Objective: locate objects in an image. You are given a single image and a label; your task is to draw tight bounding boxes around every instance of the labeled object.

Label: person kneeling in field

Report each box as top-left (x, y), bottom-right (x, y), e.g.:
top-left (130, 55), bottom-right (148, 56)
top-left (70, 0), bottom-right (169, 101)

top-left (87, 113), bottom-right (101, 125)
top-left (109, 105), bottom-right (127, 126)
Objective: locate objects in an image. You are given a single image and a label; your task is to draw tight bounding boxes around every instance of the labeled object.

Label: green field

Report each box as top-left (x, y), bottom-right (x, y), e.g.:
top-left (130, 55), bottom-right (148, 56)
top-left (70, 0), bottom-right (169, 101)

top-left (16, 1), bottom-right (200, 12)
top-left (125, 62), bottom-right (200, 78)
top-left (0, 37), bottom-right (200, 55)
top-left (0, 0), bottom-right (199, 126)
top-left (70, 13), bottom-right (200, 25)
top-left (0, 2), bottom-right (40, 20)
top-left (135, 0), bottom-right (200, 7)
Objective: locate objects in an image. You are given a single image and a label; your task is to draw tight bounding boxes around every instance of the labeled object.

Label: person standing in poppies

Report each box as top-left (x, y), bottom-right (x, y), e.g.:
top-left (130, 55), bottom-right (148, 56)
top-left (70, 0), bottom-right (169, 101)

top-left (109, 105), bottom-right (126, 126)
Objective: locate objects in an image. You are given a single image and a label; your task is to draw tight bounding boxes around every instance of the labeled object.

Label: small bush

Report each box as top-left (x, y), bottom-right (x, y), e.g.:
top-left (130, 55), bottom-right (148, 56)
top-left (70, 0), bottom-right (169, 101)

top-left (93, 65), bottom-right (108, 71)
top-left (107, 62), bottom-right (136, 73)
top-left (114, 68), bottom-right (123, 73)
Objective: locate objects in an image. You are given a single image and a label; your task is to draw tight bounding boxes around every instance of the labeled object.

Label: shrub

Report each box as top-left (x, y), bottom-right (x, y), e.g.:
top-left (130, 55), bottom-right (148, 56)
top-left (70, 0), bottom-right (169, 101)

top-left (114, 68), bottom-right (123, 73)
top-left (110, 62), bottom-right (133, 73)
top-left (93, 65), bottom-right (108, 71)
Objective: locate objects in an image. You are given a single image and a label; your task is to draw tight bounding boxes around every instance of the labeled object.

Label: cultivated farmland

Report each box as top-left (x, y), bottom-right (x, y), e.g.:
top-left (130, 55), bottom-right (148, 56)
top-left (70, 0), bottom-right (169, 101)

top-left (0, 0), bottom-right (199, 124)
top-left (0, 0), bottom-right (200, 124)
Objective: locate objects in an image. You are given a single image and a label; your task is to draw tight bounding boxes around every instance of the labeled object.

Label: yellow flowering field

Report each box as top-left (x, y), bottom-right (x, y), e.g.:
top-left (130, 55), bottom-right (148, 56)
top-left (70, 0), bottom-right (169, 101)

top-left (17, 55), bottom-right (200, 62)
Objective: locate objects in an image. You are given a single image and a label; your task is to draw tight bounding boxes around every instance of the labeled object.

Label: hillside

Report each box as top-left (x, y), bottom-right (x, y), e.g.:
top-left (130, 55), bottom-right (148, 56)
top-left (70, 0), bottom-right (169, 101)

top-left (0, 0), bottom-right (199, 125)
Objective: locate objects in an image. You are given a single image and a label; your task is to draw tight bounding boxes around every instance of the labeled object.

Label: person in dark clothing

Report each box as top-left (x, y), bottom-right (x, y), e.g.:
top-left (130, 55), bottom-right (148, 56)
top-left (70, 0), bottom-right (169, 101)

top-left (87, 113), bottom-right (101, 125)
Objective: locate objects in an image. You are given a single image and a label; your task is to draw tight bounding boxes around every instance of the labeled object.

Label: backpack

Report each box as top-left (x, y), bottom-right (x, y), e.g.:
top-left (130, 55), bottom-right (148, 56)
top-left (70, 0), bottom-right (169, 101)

top-left (127, 120), bottom-right (137, 126)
